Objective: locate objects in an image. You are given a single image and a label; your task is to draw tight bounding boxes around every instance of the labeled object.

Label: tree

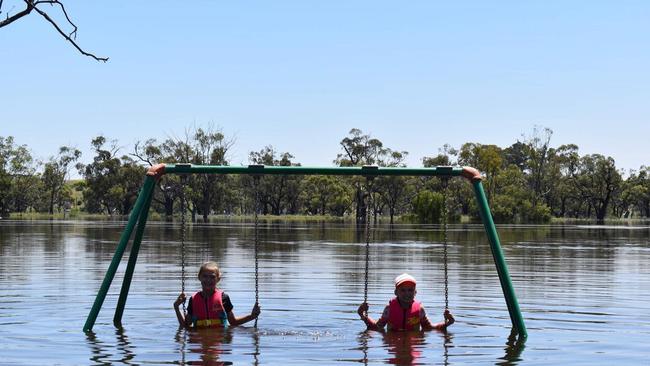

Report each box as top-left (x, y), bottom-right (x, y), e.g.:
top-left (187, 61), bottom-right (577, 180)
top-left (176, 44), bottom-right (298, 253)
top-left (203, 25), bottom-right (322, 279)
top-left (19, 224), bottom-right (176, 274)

top-left (133, 125), bottom-right (236, 221)
top-left (249, 146), bottom-right (301, 215)
top-left (545, 144), bottom-right (579, 217)
top-left (421, 144), bottom-right (467, 220)
top-left (411, 191), bottom-right (444, 224)
top-left (0, 136), bottom-right (39, 216)
top-left (300, 175), bottom-right (352, 216)
top-left (491, 165), bottom-right (551, 223)
top-left (572, 154), bottom-right (622, 222)
top-left (41, 146), bottom-right (81, 214)
top-left (132, 138), bottom-right (178, 219)
top-left (375, 150), bottom-right (411, 225)
top-left (623, 166), bottom-right (650, 218)
top-left (521, 126), bottom-right (554, 206)
top-left (78, 136), bottom-right (144, 215)
top-left (0, 0), bottom-right (107, 61)
top-left (457, 142), bottom-right (503, 204)
top-left (180, 126), bottom-right (234, 222)
top-left (335, 128), bottom-right (392, 225)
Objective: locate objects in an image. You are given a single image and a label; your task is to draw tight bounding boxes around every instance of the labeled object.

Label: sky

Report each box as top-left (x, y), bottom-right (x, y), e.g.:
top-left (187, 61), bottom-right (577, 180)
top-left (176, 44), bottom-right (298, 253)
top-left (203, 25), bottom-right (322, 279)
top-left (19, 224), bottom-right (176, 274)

top-left (2, 1), bottom-right (649, 174)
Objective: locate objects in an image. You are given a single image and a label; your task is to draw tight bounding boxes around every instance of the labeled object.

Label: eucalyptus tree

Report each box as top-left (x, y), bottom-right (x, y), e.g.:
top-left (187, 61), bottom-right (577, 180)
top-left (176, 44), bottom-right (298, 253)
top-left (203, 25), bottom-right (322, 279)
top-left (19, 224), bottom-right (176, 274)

top-left (78, 136), bottom-right (146, 215)
top-left (161, 126), bottom-right (234, 222)
top-left (0, 136), bottom-right (40, 215)
top-left (572, 154), bottom-right (622, 222)
top-left (522, 126), bottom-right (554, 207)
top-left (457, 142), bottom-right (504, 205)
top-left (134, 126), bottom-right (237, 221)
top-left (546, 144), bottom-right (580, 217)
top-left (41, 146), bottom-right (81, 214)
top-left (335, 128), bottom-right (391, 225)
top-left (249, 146), bottom-right (301, 215)
top-left (421, 145), bottom-right (467, 219)
top-left (375, 150), bottom-right (411, 225)
top-left (132, 138), bottom-right (177, 218)
top-left (300, 175), bottom-right (353, 216)
top-left (77, 136), bottom-right (123, 214)
top-left (623, 166), bottom-right (650, 218)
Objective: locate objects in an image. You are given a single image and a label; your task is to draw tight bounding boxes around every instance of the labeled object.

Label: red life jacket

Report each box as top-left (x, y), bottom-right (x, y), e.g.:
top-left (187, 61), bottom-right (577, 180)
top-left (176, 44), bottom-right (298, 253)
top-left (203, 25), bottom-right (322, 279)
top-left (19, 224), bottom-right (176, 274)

top-left (387, 297), bottom-right (422, 331)
top-left (190, 289), bottom-right (227, 328)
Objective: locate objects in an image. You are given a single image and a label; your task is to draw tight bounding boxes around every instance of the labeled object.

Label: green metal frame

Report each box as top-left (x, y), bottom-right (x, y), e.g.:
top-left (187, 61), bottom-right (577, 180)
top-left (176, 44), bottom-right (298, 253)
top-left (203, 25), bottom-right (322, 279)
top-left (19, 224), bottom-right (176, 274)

top-left (83, 164), bottom-right (527, 338)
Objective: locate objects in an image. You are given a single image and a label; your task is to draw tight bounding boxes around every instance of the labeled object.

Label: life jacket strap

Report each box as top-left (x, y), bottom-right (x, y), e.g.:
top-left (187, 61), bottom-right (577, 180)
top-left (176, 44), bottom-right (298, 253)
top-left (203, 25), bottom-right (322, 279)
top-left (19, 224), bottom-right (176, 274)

top-left (195, 319), bottom-right (223, 327)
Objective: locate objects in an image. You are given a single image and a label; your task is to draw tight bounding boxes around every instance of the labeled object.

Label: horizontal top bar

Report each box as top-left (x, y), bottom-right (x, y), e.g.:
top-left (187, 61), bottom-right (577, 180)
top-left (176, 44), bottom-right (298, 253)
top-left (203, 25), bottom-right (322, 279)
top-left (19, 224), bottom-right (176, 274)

top-left (146, 164), bottom-right (483, 181)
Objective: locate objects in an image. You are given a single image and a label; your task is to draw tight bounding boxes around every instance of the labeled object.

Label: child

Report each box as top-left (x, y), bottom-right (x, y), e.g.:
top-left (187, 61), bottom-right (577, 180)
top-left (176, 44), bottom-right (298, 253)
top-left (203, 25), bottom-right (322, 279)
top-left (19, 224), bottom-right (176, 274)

top-left (357, 273), bottom-right (454, 332)
top-left (174, 261), bottom-right (260, 329)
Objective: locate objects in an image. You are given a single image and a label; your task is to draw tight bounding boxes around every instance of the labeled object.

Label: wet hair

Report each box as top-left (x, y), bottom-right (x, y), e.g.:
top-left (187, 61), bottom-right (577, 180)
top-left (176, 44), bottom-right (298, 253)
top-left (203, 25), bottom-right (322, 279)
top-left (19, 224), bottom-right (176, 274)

top-left (198, 261), bottom-right (221, 279)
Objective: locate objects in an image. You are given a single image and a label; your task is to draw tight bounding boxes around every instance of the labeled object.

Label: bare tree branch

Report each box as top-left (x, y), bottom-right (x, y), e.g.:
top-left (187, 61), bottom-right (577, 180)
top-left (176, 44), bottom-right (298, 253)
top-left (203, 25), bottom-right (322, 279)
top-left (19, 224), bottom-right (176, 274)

top-left (0, 0), bottom-right (108, 62)
top-left (0, 1), bottom-right (34, 28)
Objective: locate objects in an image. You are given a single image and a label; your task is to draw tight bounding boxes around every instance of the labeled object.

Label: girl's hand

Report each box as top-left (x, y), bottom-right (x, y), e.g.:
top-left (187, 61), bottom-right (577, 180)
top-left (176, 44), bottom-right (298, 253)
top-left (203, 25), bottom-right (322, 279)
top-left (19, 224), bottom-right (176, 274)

top-left (358, 302), bottom-right (369, 317)
top-left (174, 293), bottom-right (186, 308)
top-left (443, 310), bottom-right (455, 325)
top-left (251, 302), bottom-right (261, 318)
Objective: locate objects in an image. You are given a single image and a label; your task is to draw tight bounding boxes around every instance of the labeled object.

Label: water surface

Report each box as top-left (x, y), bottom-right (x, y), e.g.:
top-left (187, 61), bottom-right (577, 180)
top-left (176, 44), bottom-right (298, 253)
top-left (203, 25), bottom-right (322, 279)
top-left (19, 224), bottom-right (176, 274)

top-left (1, 220), bottom-right (649, 365)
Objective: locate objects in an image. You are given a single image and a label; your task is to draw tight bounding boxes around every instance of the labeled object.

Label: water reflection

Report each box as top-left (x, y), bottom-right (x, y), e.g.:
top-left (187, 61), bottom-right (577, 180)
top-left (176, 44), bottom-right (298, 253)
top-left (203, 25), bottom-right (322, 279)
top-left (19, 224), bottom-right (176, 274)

top-left (85, 331), bottom-right (110, 366)
top-left (441, 331), bottom-right (453, 366)
top-left (178, 328), bottom-right (234, 365)
top-left (357, 330), bottom-right (438, 365)
top-left (358, 331), bottom-right (369, 365)
top-left (496, 330), bottom-right (526, 366)
top-left (382, 331), bottom-right (427, 365)
top-left (85, 329), bottom-right (136, 365)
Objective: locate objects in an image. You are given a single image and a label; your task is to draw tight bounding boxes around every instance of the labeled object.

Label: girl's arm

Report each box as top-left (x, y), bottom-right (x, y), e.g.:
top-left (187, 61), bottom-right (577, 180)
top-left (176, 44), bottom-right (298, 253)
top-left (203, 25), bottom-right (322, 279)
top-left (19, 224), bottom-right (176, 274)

top-left (226, 302), bottom-right (260, 327)
top-left (358, 303), bottom-right (387, 332)
top-left (422, 309), bottom-right (455, 331)
top-left (173, 293), bottom-right (190, 329)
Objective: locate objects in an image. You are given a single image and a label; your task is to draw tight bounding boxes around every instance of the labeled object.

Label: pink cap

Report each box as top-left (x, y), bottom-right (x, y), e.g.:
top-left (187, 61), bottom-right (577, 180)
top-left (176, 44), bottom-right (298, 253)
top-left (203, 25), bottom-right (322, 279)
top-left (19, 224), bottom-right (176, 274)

top-left (394, 273), bottom-right (416, 288)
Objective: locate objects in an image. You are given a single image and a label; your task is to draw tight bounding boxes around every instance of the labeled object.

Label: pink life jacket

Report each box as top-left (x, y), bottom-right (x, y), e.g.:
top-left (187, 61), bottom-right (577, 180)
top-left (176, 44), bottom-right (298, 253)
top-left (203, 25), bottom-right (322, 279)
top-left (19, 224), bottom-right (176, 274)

top-left (387, 297), bottom-right (422, 331)
top-left (190, 289), bottom-right (227, 328)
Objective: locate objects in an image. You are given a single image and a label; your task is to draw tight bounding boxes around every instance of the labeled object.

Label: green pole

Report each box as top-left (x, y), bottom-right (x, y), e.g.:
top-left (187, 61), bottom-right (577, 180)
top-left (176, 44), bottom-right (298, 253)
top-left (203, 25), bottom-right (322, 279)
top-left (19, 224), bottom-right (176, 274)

top-left (113, 180), bottom-right (155, 328)
top-left (472, 180), bottom-right (527, 338)
top-left (83, 176), bottom-right (157, 332)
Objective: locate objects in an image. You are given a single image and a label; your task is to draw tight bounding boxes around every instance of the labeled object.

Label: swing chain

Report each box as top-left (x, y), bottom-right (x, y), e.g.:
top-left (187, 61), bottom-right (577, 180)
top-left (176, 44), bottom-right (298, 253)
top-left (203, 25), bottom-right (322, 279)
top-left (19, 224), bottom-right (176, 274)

top-left (441, 177), bottom-right (450, 311)
top-left (363, 177), bottom-right (374, 306)
top-left (253, 175), bottom-right (261, 327)
top-left (179, 175), bottom-right (188, 314)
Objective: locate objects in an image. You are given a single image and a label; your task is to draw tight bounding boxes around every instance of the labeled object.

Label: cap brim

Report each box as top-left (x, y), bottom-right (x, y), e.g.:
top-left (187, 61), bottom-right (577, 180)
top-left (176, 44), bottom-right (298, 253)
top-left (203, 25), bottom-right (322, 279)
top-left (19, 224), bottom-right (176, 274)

top-left (396, 280), bottom-right (416, 288)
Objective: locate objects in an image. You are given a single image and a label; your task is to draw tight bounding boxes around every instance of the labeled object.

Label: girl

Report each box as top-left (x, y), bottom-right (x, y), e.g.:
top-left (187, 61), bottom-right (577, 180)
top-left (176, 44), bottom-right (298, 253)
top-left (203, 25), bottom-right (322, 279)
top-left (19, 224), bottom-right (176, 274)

top-left (174, 261), bottom-right (260, 329)
top-left (358, 273), bottom-right (454, 332)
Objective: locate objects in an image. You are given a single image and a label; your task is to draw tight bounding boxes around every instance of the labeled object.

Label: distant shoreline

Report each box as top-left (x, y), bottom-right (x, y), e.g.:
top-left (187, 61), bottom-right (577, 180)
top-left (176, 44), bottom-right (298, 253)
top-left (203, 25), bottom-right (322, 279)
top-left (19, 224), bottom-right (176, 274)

top-left (3, 212), bottom-right (649, 226)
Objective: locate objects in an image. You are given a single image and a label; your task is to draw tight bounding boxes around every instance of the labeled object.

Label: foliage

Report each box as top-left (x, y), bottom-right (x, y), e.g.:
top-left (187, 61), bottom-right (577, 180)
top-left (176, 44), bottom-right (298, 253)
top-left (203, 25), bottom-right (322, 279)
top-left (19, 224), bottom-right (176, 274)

top-left (3, 126), bottom-right (650, 223)
top-left (42, 146), bottom-right (81, 214)
top-left (410, 190), bottom-right (444, 224)
top-left (0, 136), bottom-right (39, 216)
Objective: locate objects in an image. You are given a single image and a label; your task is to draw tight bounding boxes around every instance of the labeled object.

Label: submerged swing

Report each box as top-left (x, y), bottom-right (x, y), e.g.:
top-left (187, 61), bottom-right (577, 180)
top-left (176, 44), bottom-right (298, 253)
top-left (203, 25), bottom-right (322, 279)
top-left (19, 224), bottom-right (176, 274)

top-left (358, 175), bottom-right (453, 332)
top-left (83, 164), bottom-right (527, 339)
top-left (175, 169), bottom-right (262, 328)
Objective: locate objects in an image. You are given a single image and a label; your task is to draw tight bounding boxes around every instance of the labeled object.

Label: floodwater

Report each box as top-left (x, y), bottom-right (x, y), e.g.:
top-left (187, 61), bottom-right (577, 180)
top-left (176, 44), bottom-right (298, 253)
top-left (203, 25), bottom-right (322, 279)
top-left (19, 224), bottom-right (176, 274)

top-left (1, 220), bottom-right (649, 365)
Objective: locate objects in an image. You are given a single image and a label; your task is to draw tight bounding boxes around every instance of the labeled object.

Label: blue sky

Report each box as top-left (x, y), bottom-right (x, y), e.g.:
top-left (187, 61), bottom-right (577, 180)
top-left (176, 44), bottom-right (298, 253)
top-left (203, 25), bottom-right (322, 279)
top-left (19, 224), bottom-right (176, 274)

top-left (2, 1), bottom-right (648, 172)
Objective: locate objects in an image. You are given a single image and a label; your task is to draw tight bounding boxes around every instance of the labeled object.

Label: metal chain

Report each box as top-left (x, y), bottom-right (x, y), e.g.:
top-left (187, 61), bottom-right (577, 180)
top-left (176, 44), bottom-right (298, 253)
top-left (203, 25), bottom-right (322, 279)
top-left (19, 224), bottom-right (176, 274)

top-left (253, 175), bottom-right (260, 328)
top-left (363, 178), bottom-right (373, 306)
top-left (441, 177), bottom-right (450, 311)
top-left (180, 176), bottom-right (187, 314)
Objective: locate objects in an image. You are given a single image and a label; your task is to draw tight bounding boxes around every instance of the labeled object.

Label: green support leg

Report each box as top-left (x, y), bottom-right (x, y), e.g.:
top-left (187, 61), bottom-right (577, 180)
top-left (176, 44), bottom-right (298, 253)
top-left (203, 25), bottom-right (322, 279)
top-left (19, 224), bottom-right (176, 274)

top-left (472, 180), bottom-right (528, 338)
top-left (83, 176), bottom-right (157, 332)
top-left (113, 181), bottom-right (155, 328)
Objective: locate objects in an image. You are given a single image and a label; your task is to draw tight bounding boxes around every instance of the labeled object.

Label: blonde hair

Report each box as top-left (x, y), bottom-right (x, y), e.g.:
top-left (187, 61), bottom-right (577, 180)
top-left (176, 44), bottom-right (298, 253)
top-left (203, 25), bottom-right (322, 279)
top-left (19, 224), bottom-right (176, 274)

top-left (198, 261), bottom-right (221, 278)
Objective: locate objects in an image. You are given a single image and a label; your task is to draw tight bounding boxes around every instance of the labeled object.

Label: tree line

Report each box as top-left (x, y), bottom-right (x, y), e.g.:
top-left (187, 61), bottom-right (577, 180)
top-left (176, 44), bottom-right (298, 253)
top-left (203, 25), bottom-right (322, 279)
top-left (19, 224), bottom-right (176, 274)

top-left (1, 126), bottom-right (649, 223)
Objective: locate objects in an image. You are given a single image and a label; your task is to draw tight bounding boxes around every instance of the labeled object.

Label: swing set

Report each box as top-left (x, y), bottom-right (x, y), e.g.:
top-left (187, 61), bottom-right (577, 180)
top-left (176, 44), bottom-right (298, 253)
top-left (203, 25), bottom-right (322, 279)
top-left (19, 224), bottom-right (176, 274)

top-left (82, 164), bottom-right (527, 339)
